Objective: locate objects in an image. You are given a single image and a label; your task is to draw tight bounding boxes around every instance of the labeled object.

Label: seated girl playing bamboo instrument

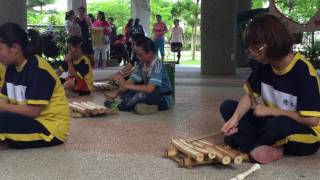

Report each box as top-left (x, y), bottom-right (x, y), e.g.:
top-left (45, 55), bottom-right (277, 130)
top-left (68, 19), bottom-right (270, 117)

top-left (0, 22), bottom-right (70, 149)
top-left (56, 36), bottom-right (93, 96)
top-left (220, 14), bottom-right (320, 164)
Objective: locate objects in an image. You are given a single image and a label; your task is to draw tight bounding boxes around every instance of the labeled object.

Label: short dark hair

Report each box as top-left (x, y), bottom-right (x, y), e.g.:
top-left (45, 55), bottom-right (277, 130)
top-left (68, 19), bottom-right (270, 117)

top-left (67, 36), bottom-right (84, 50)
top-left (134, 18), bottom-right (140, 25)
top-left (98, 11), bottom-right (106, 21)
top-left (135, 37), bottom-right (155, 54)
top-left (156, 15), bottom-right (162, 19)
top-left (78, 6), bottom-right (86, 12)
top-left (131, 33), bottom-right (145, 42)
top-left (65, 10), bottom-right (75, 20)
top-left (245, 14), bottom-right (293, 60)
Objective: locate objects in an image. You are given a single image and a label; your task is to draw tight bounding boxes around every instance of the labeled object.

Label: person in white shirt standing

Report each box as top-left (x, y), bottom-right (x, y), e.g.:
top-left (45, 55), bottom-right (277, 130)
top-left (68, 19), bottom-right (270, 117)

top-left (169, 19), bottom-right (184, 64)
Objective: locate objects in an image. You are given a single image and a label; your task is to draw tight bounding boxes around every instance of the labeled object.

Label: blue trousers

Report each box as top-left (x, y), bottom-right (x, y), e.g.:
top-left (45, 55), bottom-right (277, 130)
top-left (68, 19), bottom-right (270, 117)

top-left (154, 37), bottom-right (165, 58)
top-left (220, 100), bottom-right (320, 155)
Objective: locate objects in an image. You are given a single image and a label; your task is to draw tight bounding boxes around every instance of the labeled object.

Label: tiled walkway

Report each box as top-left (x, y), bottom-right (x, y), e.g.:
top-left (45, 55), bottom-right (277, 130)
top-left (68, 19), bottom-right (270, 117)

top-left (1, 66), bottom-right (319, 180)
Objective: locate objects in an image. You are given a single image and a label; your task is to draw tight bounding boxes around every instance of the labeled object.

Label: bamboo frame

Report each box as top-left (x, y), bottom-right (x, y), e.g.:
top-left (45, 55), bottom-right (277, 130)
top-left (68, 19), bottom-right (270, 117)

top-left (197, 140), bottom-right (231, 165)
top-left (171, 139), bottom-right (204, 162)
top-left (69, 101), bottom-right (116, 117)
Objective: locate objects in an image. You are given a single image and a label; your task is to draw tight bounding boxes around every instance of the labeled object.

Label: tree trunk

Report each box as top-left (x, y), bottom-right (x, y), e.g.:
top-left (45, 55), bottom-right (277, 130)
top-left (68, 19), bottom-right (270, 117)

top-left (191, 0), bottom-right (200, 60)
top-left (191, 24), bottom-right (197, 60)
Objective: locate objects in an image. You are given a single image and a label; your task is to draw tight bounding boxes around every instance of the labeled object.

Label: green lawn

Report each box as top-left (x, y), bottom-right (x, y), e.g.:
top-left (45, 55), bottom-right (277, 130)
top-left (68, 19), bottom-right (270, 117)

top-left (164, 50), bottom-right (201, 65)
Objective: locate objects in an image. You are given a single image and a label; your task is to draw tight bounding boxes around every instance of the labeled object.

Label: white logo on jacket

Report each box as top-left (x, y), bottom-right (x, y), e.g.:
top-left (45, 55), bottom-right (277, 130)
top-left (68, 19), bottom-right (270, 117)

top-left (6, 83), bottom-right (27, 102)
top-left (261, 82), bottom-right (297, 111)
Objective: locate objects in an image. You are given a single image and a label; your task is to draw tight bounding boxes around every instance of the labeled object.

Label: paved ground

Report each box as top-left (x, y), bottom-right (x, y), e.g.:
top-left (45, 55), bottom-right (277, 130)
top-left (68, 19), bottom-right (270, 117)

top-left (1, 66), bottom-right (320, 180)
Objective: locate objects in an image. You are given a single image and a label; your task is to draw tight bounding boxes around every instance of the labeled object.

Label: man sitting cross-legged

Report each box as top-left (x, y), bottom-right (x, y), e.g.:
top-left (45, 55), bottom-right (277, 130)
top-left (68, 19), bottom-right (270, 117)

top-left (105, 37), bottom-right (174, 114)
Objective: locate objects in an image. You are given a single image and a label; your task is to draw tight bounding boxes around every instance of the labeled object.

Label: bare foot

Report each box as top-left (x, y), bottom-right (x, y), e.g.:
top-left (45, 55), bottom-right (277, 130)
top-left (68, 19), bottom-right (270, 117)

top-left (250, 145), bottom-right (283, 164)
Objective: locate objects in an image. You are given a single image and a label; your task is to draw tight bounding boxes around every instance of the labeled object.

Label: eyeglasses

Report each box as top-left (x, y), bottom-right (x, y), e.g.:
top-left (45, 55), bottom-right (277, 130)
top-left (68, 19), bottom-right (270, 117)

top-left (246, 44), bottom-right (266, 59)
top-left (248, 44), bottom-right (266, 54)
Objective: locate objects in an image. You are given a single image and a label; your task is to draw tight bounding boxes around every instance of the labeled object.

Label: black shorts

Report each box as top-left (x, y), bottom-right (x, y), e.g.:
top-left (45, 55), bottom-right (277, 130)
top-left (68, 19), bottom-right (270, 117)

top-left (170, 42), bottom-right (182, 52)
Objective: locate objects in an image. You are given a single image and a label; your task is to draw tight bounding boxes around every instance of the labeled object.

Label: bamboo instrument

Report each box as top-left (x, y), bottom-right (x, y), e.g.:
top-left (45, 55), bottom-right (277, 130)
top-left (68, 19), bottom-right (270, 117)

top-left (179, 139), bottom-right (215, 160)
top-left (69, 103), bottom-right (90, 116)
top-left (120, 64), bottom-right (134, 76)
top-left (186, 132), bottom-right (223, 143)
top-left (224, 145), bottom-right (249, 162)
top-left (73, 102), bottom-right (99, 115)
top-left (171, 139), bottom-right (204, 162)
top-left (165, 149), bottom-right (178, 157)
top-left (197, 140), bottom-right (231, 165)
top-left (75, 102), bottom-right (98, 115)
top-left (86, 101), bottom-right (107, 114)
top-left (71, 112), bottom-right (83, 118)
top-left (213, 145), bottom-right (243, 165)
top-left (191, 141), bottom-right (216, 159)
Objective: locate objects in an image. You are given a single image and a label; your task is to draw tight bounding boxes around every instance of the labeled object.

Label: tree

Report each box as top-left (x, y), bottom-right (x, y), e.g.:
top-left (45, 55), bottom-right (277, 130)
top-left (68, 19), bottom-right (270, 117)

top-left (251, 0), bottom-right (268, 9)
top-left (27, 0), bottom-right (56, 12)
top-left (150, 0), bottom-right (174, 28)
top-left (251, 0), bottom-right (320, 24)
top-left (274, 0), bottom-right (320, 23)
top-left (171, 0), bottom-right (200, 60)
top-left (87, 0), bottom-right (131, 33)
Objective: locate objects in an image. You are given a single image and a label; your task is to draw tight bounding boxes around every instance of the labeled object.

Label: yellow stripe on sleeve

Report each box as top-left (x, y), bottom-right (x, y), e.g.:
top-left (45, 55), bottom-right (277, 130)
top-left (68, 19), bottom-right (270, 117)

top-left (76, 72), bottom-right (84, 79)
top-left (27, 100), bottom-right (50, 105)
top-left (59, 66), bottom-right (66, 72)
top-left (299, 111), bottom-right (320, 118)
top-left (242, 83), bottom-right (260, 97)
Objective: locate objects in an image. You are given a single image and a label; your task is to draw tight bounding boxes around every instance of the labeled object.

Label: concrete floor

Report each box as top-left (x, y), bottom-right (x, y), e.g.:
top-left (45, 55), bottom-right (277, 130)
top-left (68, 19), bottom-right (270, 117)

top-left (1, 66), bottom-right (320, 180)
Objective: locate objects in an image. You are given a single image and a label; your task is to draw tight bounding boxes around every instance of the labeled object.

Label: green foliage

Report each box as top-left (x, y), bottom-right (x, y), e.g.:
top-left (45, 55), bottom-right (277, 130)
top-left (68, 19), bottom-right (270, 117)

top-left (27, 0), bottom-right (56, 11)
top-left (251, 0), bottom-right (268, 9)
top-left (48, 13), bottom-right (63, 25)
top-left (150, 0), bottom-right (174, 30)
top-left (274, 0), bottom-right (320, 23)
top-left (27, 10), bottom-right (44, 24)
top-left (171, 0), bottom-right (199, 28)
top-left (87, 0), bottom-right (131, 33)
top-left (27, 0), bottom-right (63, 25)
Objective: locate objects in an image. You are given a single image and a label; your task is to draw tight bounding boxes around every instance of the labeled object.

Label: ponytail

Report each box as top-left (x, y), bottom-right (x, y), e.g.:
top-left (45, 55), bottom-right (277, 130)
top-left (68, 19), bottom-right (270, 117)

top-left (26, 29), bottom-right (43, 57)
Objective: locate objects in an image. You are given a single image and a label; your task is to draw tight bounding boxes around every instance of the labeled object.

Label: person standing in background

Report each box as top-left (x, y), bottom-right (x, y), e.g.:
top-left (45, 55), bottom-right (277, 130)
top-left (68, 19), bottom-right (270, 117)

top-left (124, 19), bottom-right (134, 58)
top-left (169, 19), bottom-right (184, 64)
top-left (65, 10), bottom-right (81, 37)
top-left (108, 17), bottom-right (117, 44)
top-left (130, 18), bottom-right (145, 37)
top-left (152, 15), bottom-right (168, 61)
top-left (78, 6), bottom-right (94, 65)
top-left (92, 11), bottom-right (110, 68)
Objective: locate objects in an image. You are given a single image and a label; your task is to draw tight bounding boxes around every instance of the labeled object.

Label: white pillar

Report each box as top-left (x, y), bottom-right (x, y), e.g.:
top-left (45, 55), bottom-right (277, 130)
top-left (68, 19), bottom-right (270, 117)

top-left (131, 0), bottom-right (150, 36)
top-left (67, 0), bottom-right (87, 11)
top-left (0, 0), bottom-right (27, 28)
